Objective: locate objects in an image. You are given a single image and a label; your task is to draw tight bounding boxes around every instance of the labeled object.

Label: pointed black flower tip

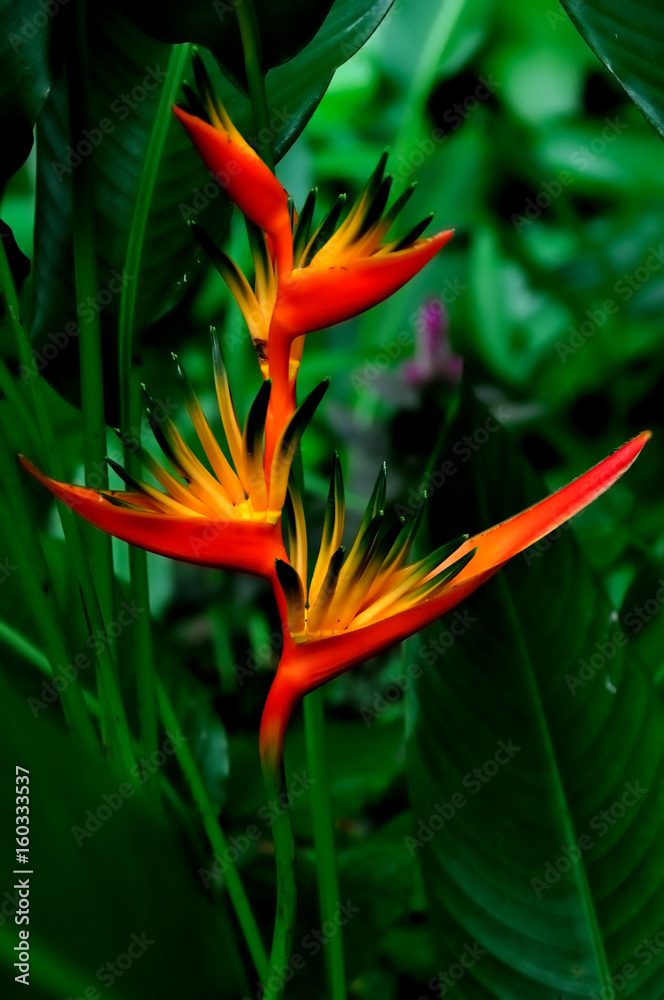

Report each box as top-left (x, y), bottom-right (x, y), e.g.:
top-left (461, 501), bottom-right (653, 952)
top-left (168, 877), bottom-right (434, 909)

top-left (368, 150), bottom-right (390, 193)
top-left (191, 49), bottom-right (216, 107)
top-left (210, 325), bottom-right (227, 374)
top-left (293, 188), bottom-right (318, 262)
top-left (179, 84), bottom-right (211, 125)
top-left (358, 175), bottom-right (394, 238)
top-left (278, 378), bottom-right (330, 463)
top-left (393, 213), bottom-right (434, 252)
top-left (244, 379), bottom-right (272, 459)
top-left (105, 456), bottom-right (138, 491)
top-left (140, 385), bottom-right (185, 475)
top-left (301, 194), bottom-right (347, 268)
top-left (190, 221), bottom-right (219, 255)
top-left (102, 493), bottom-right (143, 510)
top-left (385, 183), bottom-right (417, 230)
top-left (171, 351), bottom-right (201, 409)
top-left (275, 559), bottom-right (306, 633)
top-left (361, 462), bottom-right (387, 530)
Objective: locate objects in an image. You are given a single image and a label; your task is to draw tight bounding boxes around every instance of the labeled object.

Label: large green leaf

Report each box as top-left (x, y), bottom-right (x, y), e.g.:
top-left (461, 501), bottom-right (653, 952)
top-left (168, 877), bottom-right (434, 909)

top-left (0, 667), bottom-right (246, 997)
top-left (30, 0), bottom-right (393, 417)
top-left (561, 0), bottom-right (664, 140)
top-left (0, 0), bottom-right (58, 183)
top-left (114, 0), bottom-right (336, 94)
top-left (407, 396), bottom-right (664, 996)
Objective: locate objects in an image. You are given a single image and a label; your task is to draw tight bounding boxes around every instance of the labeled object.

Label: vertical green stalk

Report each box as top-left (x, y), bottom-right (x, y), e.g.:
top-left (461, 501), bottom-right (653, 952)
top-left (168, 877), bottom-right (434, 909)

top-left (391, 0), bottom-right (468, 183)
top-left (357, 0), bottom-right (468, 372)
top-left (0, 433), bottom-right (99, 755)
top-left (236, 0), bottom-right (275, 171)
top-left (66, 0), bottom-right (115, 627)
top-left (0, 226), bottom-right (137, 780)
top-left (259, 676), bottom-right (300, 1000)
top-left (117, 41), bottom-right (190, 803)
top-left (66, 0), bottom-right (117, 759)
top-left (156, 677), bottom-right (269, 982)
top-left (303, 689), bottom-right (346, 999)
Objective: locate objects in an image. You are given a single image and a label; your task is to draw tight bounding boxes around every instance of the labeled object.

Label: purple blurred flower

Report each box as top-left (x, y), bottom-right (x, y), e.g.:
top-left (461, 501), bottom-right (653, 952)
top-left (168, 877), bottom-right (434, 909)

top-left (403, 299), bottom-right (463, 386)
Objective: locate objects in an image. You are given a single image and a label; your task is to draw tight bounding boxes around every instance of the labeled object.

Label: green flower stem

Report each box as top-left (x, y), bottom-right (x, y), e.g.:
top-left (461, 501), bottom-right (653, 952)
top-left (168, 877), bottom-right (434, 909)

top-left (303, 689), bottom-right (346, 1000)
top-left (117, 41), bottom-right (190, 800)
top-left (357, 0), bottom-right (468, 369)
top-left (260, 746), bottom-right (296, 1000)
top-left (391, 0), bottom-right (468, 184)
top-left (259, 675), bottom-right (301, 1000)
top-left (156, 677), bottom-right (270, 982)
top-left (118, 40), bottom-right (191, 423)
top-left (66, 0), bottom-right (115, 632)
top-left (0, 236), bottom-right (137, 779)
top-left (236, 0), bottom-right (275, 171)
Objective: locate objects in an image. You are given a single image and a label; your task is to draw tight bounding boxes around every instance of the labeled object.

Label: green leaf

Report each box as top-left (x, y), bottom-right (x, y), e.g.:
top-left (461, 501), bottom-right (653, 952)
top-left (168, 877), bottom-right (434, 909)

top-left (0, 667), bottom-right (247, 997)
top-left (114, 0), bottom-right (336, 94)
top-left (0, 0), bottom-right (57, 182)
top-left (561, 0), bottom-right (664, 140)
top-left (230, 0), bottom-right (395, 161)
top-left (407, 395), bottom-right (664, 996)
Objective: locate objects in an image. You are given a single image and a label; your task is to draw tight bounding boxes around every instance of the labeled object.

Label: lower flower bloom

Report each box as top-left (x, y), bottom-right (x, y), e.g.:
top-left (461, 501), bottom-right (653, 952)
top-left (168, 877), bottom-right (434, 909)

top-left (260, 431), bottom-right (650, 757)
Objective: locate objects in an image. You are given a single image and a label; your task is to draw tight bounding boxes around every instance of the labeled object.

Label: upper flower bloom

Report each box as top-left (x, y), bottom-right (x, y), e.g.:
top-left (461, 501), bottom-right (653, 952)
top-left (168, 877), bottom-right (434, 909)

top-left (259, 431), bottom-right (651, 755)
top-left (174, 57), bottom-right (453, 449)
top-left (172, 58), bottom-right (292, 281)
top-left (20, 331), bottom-right (327, 582)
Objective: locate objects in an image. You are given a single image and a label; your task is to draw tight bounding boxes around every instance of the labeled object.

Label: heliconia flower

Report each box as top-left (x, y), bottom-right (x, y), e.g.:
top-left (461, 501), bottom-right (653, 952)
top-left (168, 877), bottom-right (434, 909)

top-left (174, 57), bottom-right (453, 452)
top-left (20, 331), bottom-right (328, 583)
top-left (191, 160), bottom-right (452, 460)
top-left (259, 431), bottom-right (651, 761)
